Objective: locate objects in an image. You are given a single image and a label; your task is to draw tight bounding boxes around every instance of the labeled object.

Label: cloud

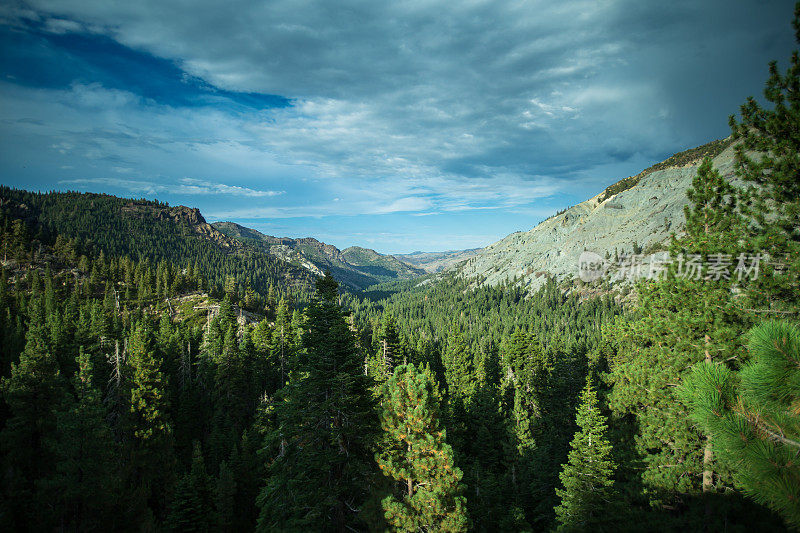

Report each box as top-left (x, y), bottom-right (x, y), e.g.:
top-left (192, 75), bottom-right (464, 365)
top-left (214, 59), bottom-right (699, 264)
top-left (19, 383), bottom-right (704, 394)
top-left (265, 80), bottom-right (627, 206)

top-left (204, 173), bottom-right (558, 220)
top-left (1, 0), bottom-right (796, 252)
top-left (13, 1), bottom-right (792, 182)
top-left (177, 178), bottom-right (283, 197)
top-left (370, 197), bottom-right (433, 215)
top-left (58, 176), bottom-right (282, 198)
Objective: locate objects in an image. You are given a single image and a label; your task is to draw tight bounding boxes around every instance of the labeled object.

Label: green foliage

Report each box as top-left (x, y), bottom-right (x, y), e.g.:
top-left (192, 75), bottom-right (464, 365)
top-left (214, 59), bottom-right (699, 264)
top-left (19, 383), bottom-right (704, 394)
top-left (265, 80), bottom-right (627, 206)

top-left (128, 323), bottom-right (175, 518)
top-left (0, 187), bottom-right (316, 303)
top-left (367, 313), bottom-right (403, 384)
top-left (0, 296), bottom-right (68, 529)
top-left (7, 16), bottom-right (800, 525)
top-left (167, 442), bottom-right (214, 532)
top-left (555, 378), bottom-right (617, 531)
top-left (606, 147), bottom-right (751, 519)
top-left (257, 273), bottom-right (380, 531)
top-left (215, 460), bottom-right (237, 532)
top-left (682, 321), bottom-right (800, 528)
top-left (129, 324), bottom-right (173, 446)
top-left (45, 348), bottom-right (120, 530)
top-left (728, 3), bottom-right (800, 316)
top-left (679, 157), bottom-right (743, 253)
top-left (376, 363), bottom-right (469, 532)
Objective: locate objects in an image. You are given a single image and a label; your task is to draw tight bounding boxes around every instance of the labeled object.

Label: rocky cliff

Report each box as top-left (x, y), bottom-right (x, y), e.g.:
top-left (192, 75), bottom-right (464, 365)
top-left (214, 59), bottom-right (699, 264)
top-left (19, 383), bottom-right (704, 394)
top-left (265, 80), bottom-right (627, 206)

top-left (459, 138), bottom-right (739, 291)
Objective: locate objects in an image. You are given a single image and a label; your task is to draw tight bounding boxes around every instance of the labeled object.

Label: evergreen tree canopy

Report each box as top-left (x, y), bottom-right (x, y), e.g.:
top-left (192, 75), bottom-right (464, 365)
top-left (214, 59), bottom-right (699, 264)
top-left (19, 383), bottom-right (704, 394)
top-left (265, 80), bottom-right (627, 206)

top-left (729, 2), bottom-right (800, 315)
top-left (555, 378), bottom-right (616, 531)
top-left (376, 363), bottom-right (469, 532)
top-left (258, 273), bottom-right (379, 531)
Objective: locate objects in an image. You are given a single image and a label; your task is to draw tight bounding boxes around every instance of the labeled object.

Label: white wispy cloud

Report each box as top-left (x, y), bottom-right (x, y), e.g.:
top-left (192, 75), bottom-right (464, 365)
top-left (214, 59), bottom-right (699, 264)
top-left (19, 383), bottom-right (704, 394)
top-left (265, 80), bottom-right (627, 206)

top-left (177, 178), bottom-right (283, 197)
top-left (59, 176), bottom-right (283, 198)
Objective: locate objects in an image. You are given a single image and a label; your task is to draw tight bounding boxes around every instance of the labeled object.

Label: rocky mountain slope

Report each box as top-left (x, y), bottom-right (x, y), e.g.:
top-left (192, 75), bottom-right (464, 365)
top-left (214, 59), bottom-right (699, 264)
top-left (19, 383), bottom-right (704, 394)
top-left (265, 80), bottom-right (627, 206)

top-left (213, 221), bottom-right (425, 290)
top-left (393, 249), bottom-right (482, 273)
top-left (459, 138), bottom-right (738, 291)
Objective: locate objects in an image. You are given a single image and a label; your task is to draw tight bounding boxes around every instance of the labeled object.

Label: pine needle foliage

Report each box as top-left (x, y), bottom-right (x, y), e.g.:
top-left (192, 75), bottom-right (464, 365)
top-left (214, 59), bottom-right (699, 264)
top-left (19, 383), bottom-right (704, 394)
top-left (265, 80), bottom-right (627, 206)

top-left (257, 272), bottom-right (379, 531)
top-left (555, 378), bottom-right (616, 531)
top-left (376, 363), bottom-right (469, 532)
top-left (682, 321), bottom-right (800, 528)
top-left (729, 2), bottom-right (800, 315)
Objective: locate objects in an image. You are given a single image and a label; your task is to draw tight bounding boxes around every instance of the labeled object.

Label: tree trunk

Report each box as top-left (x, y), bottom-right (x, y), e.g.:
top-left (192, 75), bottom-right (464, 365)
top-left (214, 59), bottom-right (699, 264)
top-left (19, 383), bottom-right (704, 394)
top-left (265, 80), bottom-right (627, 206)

top-left (703, 334), bottom-right (713, 494)
top-left (407, 440), bottom-right (413, 498)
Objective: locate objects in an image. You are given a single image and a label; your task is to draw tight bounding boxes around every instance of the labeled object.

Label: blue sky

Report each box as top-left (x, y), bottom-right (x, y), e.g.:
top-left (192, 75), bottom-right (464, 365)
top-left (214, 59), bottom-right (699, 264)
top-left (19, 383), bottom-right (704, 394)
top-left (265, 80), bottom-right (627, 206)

top-left (0, 1), bottom-right (796, 254)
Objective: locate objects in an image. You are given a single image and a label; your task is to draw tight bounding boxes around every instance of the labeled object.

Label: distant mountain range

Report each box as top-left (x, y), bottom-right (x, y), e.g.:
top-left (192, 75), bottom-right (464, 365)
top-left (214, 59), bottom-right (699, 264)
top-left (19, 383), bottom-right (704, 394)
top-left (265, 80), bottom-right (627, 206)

top-left (212, 221), bottom-right (427, 290)
top-left (210, 137), bottom-right (734, 291)
top-left (391, 249), bottom-right (482, 273)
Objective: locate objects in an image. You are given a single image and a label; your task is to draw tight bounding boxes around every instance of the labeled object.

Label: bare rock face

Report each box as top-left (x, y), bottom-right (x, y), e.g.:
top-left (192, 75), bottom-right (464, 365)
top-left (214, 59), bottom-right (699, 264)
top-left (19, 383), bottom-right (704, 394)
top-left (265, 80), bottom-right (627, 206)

top-left (137, 204), bottom-right (242, 250)
top-left (151, 205), bottom-right (206, 226)
top-left (179, 206), bottom-right (205, 225)
top-left (459, 142), bottom-right (741, 291)
top-left (297, 238), bottom-right (348, 264)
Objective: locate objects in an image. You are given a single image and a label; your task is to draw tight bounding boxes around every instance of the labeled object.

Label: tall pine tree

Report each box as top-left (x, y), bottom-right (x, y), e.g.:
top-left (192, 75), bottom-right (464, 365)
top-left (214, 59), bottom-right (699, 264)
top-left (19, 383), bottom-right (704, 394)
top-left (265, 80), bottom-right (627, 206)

top-left (258, 272), bottom-right (379, 531)
top-left (682, 321), bottom-right (800, 528)
top-left (729, 2), bottom-right (800, 316)
top-left (128, 322), bottom-right (175, 521)
top-left (45, 348), bottom-right (119, 531)
top-left (607, 155), bottom-right (748, 521)
top-left (0, 296), bottom-right (68, 530)
top-left (554, 378), bottom-right (616, 531)
top-left (376, 363), bottom-right (469, 532)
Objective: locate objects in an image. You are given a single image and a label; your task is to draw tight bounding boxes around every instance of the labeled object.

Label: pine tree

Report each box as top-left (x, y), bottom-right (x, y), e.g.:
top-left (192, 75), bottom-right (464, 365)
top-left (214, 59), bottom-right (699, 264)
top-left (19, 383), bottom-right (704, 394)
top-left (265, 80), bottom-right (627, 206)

top-left (251, 318), bottom-right (278, 393)
top-left (681, 321), bottom-right (800, 528)
top-left (217, 295), bottom-right (236, 330)
top-left (258, 272), bottom-right (379, 531)
top-left (106, 338), bottom-right (130, 443)
top-left (370, 313), bottom-right (402, 383)
top-left (376, 363), bottom-right (469, 532)
top-left (442, 328), bottom-right (475, 408)
top-left (215, 460), bottom-right (237, 533)
top-left (509, 383), bottom-right (535, 516)
top-left (128, 323), bottom-right (175, 519)
top-left (274, 297), bottom-right (290, 384)
top-left (460, 347), bottom-right (519, 530)
top-left (167, 442), bottom-right (213, 532)
top-left (607, 153), bottom-right (748, 516)
top-left (209, 325), bottom-right (248, 467)
top-left (0, 297), bottom-right (68, 529)
top-left (729, 2), bottom-right (800, 315)
top-left (234, 424), bottom-right (268, 531)
top-left (554, 378), bottom-right (616, 531)
top-left (45, 348), bottom-right (119, 531)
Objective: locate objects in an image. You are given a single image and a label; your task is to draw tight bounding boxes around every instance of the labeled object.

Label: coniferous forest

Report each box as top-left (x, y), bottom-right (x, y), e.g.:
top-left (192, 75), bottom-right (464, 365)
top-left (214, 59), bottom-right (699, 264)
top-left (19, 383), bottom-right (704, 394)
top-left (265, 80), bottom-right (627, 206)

top-left (1, 4), bottom-right (800, 533)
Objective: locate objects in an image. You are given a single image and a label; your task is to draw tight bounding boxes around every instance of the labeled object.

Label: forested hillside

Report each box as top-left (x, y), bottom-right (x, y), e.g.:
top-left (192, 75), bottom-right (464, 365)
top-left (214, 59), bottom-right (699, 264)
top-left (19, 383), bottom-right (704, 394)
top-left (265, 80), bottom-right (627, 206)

top-left (213, 221), bottom-right (426, 289)
top-left (1, 4), bottom-right (799, 532)
top-left (0, 188), bottom-right (317, 306)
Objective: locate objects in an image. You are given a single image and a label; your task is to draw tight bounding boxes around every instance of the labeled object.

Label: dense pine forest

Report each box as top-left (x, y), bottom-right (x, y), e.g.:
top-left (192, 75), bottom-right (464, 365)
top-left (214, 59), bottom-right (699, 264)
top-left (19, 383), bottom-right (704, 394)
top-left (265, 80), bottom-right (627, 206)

top-left (1, 5), bottom-right (800, 533)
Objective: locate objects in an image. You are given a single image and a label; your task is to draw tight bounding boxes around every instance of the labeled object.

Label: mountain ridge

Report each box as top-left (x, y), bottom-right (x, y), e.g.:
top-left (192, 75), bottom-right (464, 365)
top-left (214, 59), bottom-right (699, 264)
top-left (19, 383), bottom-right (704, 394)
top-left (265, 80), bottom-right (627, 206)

top-left (392, 248), bottom-right (483, 273)
top-left (459, 137), bottom-right (738, 291)
top-left (212, 221), bottom-right (426, 290)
